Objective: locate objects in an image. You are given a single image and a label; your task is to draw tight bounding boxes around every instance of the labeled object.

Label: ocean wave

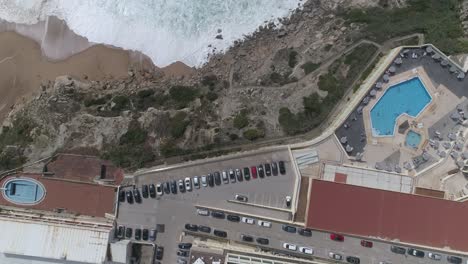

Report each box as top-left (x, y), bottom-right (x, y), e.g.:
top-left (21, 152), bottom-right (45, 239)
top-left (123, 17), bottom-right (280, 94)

top-left (0, 0), bottom-right (302, 67)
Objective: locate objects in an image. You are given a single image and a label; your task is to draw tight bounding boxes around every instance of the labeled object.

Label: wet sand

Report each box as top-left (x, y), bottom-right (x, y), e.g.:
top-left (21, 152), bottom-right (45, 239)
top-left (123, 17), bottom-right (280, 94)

top-left (0, 16), bottom-right (194, 123)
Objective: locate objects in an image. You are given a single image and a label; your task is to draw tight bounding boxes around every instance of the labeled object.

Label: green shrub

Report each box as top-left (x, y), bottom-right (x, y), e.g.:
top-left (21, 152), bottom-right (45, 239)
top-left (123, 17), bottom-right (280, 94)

top-left (112, 95), bottom-right (130, 111)
top-left (137, 89), bottom-right (155, 98)
top-left (201, 75), bottom-right (218, 87)
top-left (119, 126), bottom-right (147, 145)
top-left (206, 91), bottom-right (218, 101)
top-left (301, 62), bottom-right (321, 75)
top-left (229, 133), bottom-right (239, 141)
top-left (170, 112), bottom-right (189, 139)
top-left (169, 86), bottom-right (199, 108)
top-left (84, 96), bottom-right (108, 107)
top-left (0, 148), bottom-right (26, 171)
top-left (288, 50), bottom-right (299, 68)
top-left (233, 111), bottom-right (249, 129)
top-left (243, 129), bottom-right (265, 141)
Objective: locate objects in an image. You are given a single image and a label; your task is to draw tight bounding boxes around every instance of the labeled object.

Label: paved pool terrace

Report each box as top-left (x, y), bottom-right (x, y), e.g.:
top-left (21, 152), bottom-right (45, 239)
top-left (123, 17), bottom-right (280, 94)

top-left (335, 46), bottom-right (468, 160)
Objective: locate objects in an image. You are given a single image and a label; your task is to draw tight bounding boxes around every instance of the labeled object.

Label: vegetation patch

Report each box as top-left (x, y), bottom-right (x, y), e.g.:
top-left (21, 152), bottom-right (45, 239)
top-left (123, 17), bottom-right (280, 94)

top-left (288, 49), bottom-right (299, 68)
top-left (343, 0), bottom-right (468, 54)
top-left (169, 85), bottom-right (199, 109)
top-left (169, 112), bottom-right (190, 139)
top-left (84, 95), bottom-right (109, 107)
top-left (112, 95), bottom-right (130, 111)
top-left (233, 110), bottom-right (249, 129)
top-left (243, 128), bottom-right (265, 141)
top-left (301, 62), bottom-right (321, 75)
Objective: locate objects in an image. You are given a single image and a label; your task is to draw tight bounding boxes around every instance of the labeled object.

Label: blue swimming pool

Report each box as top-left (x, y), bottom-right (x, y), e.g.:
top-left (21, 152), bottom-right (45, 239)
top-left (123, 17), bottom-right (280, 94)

top-left (2, 178), bottom-right (45, 205)
top-left (370, 77), bottom-right (431, 136)
top-left (406, 130), bottom-right (422, 148)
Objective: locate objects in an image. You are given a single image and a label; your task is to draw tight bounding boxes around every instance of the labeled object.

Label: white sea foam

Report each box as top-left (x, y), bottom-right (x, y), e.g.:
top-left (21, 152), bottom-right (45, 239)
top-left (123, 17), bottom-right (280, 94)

top-left (0, 0), bottom-right (302, 67)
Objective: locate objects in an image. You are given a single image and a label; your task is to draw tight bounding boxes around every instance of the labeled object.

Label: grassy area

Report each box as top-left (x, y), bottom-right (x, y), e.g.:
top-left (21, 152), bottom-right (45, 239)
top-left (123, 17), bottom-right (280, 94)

top-left (353, 52), bottom-right (383, 92)
top-left (278, 43), bottom-right (378, 135)
top-left (343, 0), bottom-right (468, 54)
top-left (301, 62), bottom-right (321, 75)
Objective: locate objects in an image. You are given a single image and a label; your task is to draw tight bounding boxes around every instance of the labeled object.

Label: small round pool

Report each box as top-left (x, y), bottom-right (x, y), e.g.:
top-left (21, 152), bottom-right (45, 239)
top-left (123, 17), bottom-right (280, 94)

top-left (2, 178), bottom-right (45, 205)
top-left (406, 130), bottom-right (422, 148)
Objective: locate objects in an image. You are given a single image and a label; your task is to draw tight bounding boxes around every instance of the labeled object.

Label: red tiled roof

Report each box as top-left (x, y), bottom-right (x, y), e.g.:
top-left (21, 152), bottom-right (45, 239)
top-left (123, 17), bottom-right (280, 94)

top-left (307, 180), bottom-right (468, 252)
top-left (0, 173), bottom-right (116, 217)
top-left (45, 154), bottom-right (124, 185)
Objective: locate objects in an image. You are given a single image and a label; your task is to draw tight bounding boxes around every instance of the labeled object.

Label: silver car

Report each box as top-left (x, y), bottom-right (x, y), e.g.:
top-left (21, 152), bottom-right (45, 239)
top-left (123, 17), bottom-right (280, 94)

top-left (193, 176), bottom-right (200, 189)
top-left (201, 175), bottom-right (207, 187)
top-left (184, 177), bottom-right (192, 191)
top-left (428, 252), bottom-right (441, 260)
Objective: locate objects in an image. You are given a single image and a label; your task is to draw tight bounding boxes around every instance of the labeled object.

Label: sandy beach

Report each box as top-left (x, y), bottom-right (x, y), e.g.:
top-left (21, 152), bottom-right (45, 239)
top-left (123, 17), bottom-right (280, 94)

top-left (0, 16), bottom-right (193, 123)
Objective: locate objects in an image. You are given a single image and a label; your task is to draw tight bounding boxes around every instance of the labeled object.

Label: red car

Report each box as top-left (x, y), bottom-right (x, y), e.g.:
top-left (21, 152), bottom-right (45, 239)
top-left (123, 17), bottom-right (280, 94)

top-left (250, 166), bottom-right (257, 178)
top-left (330, 233), bottom-right (344, 242)
top-left (360, 240), bottom-right (373, 248)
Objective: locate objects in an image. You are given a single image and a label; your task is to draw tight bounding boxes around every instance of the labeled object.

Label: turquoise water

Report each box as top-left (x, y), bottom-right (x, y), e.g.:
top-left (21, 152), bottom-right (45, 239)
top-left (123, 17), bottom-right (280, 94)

top-left (370, 77), bottom-right (431, 136)
top-left (4, 179), bottom-right (45, 204)
top-left (406, 130), bottom-right (422, 148)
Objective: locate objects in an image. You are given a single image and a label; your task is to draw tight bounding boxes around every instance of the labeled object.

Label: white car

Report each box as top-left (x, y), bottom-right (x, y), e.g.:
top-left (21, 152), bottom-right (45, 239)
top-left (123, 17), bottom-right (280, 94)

top-left (222, 171), bottom-right (229, 183)
top-left (184, 177), bottom-right (192, 191)
top-left (156, 183), bottom-right (163, 196)
top-left (428, 252), bottom-right (441, 260)
top-left (235, 194), bottom-right (248, 202)
top-left (193, 176), bottom-right (200, 189)
top-left (299, 246), bottom-right (313, 255)
top-left (328, 252), bottom-right (342, 260)
top-left (257, 220), bottom-right (271, 228)
top-left (283, 243), bottom-right (297, 251)
top-left (201, 175), bottom-right (207, 187)
top-left (197, 208), bottom-right (209, 216)
top-left (241, 217), bottom-right (255, 225)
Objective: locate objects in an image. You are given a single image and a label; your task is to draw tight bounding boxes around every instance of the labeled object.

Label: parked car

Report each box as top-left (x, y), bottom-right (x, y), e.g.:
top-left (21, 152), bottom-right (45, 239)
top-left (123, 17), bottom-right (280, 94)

top-left (197, 208), bottom-right (209, 216)
top-left (241, 217), bottom-right (255, 225)
top-left (207, 174), bottom-right (214, 187)
top-left (177, 259), bottom-right (187, 264)
top-left (298, 228), bottom-right (312, 237)
top-left (211, 211), bottom-right (225, 219)
top-left (119, 191), bottom-right (125, 202)
top-left (149, 229), bottom-right (156, 241)
top-left (264, 163), bottom-right (272, 176)
top-left (251, 166), bottom-right (257, 178)
top-left (229, 169), bottom-right (236, 183)
top-left (390, 245), bottom-right (406, 255)
top-left (185, 223), bottom-right (198, 232)
top-left (256, 237), bottom-right (269, 245)
top-left (213, 229), bottom-right (227, 238)
top-left (164, 182), bottom-right (170, 194)
top-left (257, 165), bottom-right (265, 178)
top-left (193, 176), bottom-right (200, 189)
top-left (184, 177), bottom-right (192, 191)
top-left (346, 256), bottom-right (360, 264)
top-left (408, 248), bottom-right (425, 258)
top-left (178, 180), bottom-right (185, 192)
top-left (198, 225), bottom-right (211, 233)
top-left (235, 194), bottom-right (248, 202)
top-left (271, 162), bottom-right (278, 176)
top-left (447, 256), bottom-right (462, 264)
top-left (133, 188), bottom-right (142, 203)
top-left (285, 196), bottom-right (291, 207)
top-left (330, 233), bottom-right (344, 242)
top-left (329, 252), bottom-right (343, 260)
top-left (378, 262), bottom-right (391, 264)
top-left (126, 190), bottom-right (133, 203)
top-left (283, 243), bottom-right (297, 251)
top-left (142, 184), bottom-right (149, 198)
top-left (125, 227), bottom-right (132, 238)
top-left (241, 234), bottom-right (254, 242)
top-left (171, 181), bottom-right (177, 194)
top-left (257, 220), bottom-right (272, 228)
top-left (156, 183), bottom-right (163, 196)
top-left (135, 228), bottom-right (141, 240)
top-left (278, 160), bottom-right (286, 174)
top-left (142, 229), bottom-right (149, 240)
top-left (178, 243), bottom-right (192, 250)
top-left (201, 175), bottom-right (208, 187)
top-left (299, 246), bottom-right (313, 255)
top-left (227, 214), bottom-right (240, 222)
top-left (282, 225), bottom-right (297, 233)
top-left (214, 172), bottom-right (221, 185)
top-left (177, 251), bottom-right (190, 257)
top-left (360, 240), bottom-right (373, 248)
top-left (116, 225), bottom-right (125, 238)
top-left (243, 167), bottom-right (251, 180)
top-left (221, 171), bottom-right (229, 183)
top-left (428, 252), bottom-right (442, 260)
top-left (155, 246), bottom-right (164, 260)
top-left (149, 184), bottom-right (156, 198)
top-left (235, 169), bottom-right (243, 181)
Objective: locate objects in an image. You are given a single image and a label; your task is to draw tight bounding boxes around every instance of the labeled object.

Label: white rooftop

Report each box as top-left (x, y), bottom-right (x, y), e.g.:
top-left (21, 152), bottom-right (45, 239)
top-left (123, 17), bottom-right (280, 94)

top-left (0, 216), bottom-right (111, 263)
top-left (322, 164), bottom-right (413, 193)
